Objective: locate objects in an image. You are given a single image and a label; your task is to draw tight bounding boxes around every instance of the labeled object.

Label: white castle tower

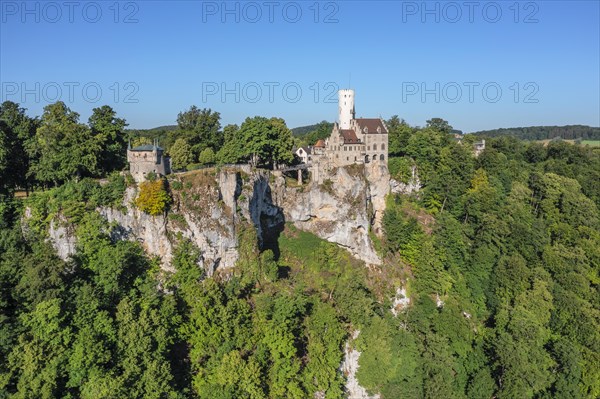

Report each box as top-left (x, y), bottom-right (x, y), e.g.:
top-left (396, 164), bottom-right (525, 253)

top-left (338, 89), bottom-right (355, 129)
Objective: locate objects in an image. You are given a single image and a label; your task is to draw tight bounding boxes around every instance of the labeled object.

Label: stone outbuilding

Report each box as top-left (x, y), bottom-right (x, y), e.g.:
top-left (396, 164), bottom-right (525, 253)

top-left (127, 141), bottom-right (171, 182)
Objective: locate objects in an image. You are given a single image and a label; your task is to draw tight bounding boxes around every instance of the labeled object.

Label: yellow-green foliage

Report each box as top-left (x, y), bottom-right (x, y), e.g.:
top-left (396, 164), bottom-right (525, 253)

top-left (135, 179), bottom-right (171, 215)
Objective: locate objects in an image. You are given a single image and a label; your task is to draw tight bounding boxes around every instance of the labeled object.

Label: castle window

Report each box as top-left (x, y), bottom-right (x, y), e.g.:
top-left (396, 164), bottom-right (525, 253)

top-left (373, 154), bottom-right (377, 161)
top-left (373, 144), bottom-right (377, 151)
top-left (367, 145), bottom-right (370, 151)
top-left (381, 143), bottom-right (385, 150)
top-left (380, 154), bottom-right (385, 161)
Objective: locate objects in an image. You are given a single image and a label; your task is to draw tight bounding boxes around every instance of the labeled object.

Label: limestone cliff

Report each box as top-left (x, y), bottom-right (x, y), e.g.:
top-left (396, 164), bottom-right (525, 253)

top-left (271, 164), bottom-right (388, 265)
top-left (390, 165), bottom-right (421, 195)
top-left (46, 164), bottom-right (388, 272)
top-left (99, 170), bottom-right (240, 276)
top-left (340, 331), bottom-right (381, 399)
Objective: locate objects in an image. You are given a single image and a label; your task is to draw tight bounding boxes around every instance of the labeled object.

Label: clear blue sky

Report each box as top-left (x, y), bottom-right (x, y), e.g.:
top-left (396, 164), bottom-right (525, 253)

top-left (1, 0), bottom-right (599, 132)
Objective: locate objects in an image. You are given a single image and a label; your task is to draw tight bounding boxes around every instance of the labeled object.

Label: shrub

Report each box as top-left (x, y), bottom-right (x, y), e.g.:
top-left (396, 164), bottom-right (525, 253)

top-left (96, 173), bottom-right (126, 207)
top-left (320, 179), bottom-right (335, 196)
top-left (168, 212), bottom-right (188, 229)
top-left (170, 180), bottom-right (183, 190)
top-left (135, 179), bottom-right (171, 216)
top-left (145, 171), bottom-right (157, 181)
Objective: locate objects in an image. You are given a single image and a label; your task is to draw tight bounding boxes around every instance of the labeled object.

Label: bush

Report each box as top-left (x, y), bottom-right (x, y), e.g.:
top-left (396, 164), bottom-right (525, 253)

top-left (145, 171), bottom-right (157, 181)
top-left (97, 173), bottom-right (126, 207)
top-left (135, 179), bottom-right (171, 215)
top-left (320, 179), bottom-right (335, 195)
top-left (170, 180), bottom-right (183, 190)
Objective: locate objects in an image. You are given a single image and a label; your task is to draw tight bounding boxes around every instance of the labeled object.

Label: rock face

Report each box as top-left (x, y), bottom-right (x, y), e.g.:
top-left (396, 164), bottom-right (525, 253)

top-left (390, 165), bottom-right (421, 195)
top-left (99, 173), bottom-right (240, 276)
top-left (241, 170), bottom-right (285, 253)
top-left (272, 164), bottom-right (385, 265)
top-left (365, 162), bottom-right (391, 236)
top-left (391, 287), bottom-right (410, 316)
top-left (45, 164), bottom-right (388, 271)
top-left (340, 331), bottom-right (381, 399)
top-left (47, 216), bottom-right (77, 262)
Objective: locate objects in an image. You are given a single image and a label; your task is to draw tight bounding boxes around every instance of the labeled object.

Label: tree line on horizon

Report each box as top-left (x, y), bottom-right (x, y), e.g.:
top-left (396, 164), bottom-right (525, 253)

top-left (472, 125), bottom-right (600, 141)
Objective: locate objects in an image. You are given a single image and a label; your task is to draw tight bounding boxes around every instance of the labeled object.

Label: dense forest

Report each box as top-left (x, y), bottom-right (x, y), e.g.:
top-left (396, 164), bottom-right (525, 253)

top-left (1, 101), bottom-right (599, 398)
top-left (471, 125), bottom-right (600, 141)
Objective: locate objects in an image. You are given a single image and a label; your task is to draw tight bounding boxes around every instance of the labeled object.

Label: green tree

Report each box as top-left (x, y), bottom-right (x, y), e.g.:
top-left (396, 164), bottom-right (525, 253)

top-left (169, 138), bottom-right (194, 170)
top-left (301, 121), bottom-right (333, 146)
top-left (31, 102), bottom-right (101, 185)
top-left (198, 147), bottom-right (216, 165)
top-left (218, 116), bottom-right (294, 168)
top-left (302, 302), bottom-right (345, 398)
top-left (492, 274), bottom-right (555, 399)
top-left (386, 115), bottom-right (413, 156)
top-left (426, 117), bottom-right (453, 134)
top-left (115, 296), bottom-right (179, 399)
top-left (88, 105), bottom-right (127, 174)
top-left (6, 299), bottom-right (72, 398)
top-left (0, 101), bottom-right (37, 192)
top-left (176, 106), bottom-right (222, 156)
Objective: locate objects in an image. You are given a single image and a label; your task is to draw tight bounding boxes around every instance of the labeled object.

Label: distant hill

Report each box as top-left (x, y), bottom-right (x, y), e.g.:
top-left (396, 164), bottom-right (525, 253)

top-left (132, 124), bottom-right (323, 136)
top-left (471, 125), bottom-right (600, 141)
top-left (126, 125), bottom-right (178, 134)
top-left (292, 124), bottom-right (323, 137)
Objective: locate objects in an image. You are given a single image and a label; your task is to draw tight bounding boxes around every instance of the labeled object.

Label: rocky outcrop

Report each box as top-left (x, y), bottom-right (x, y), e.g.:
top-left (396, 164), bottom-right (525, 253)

top-left (390, 165), bottom-right (421, 195)
top-left (390, 287), bottom-right (410, 316)
top-left (340, 331), bottom-right (381, 399)
top-left (44, 164), bottom-right (389, 271)
top-left (99, 174), bottom-right (239, 275)
top-left (240, 171), bottom-right (285, 252)
top-left (47, 215), bottom-right (77, 262)
top-left (365, 162), bottom-right (391, 236)
top-left (272, 165), bottom-right (384, 265)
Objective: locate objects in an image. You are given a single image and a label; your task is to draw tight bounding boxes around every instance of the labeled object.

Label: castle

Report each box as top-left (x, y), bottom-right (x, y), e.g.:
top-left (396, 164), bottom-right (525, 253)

top-left (326, 89), bottom-right (389, 166)
top-left (298, 89), bottom-right (389, 182)
top-left (127, 140), bottom-right (171, 182)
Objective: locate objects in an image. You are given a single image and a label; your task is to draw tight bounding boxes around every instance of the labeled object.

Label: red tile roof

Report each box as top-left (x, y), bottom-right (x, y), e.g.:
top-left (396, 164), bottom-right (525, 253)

top-left (356, 118), bottom-right (387, 134)
top-left (340, 129), bottom-right (360, 144)
top-left (314, 139), bottom-right (326, 148)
